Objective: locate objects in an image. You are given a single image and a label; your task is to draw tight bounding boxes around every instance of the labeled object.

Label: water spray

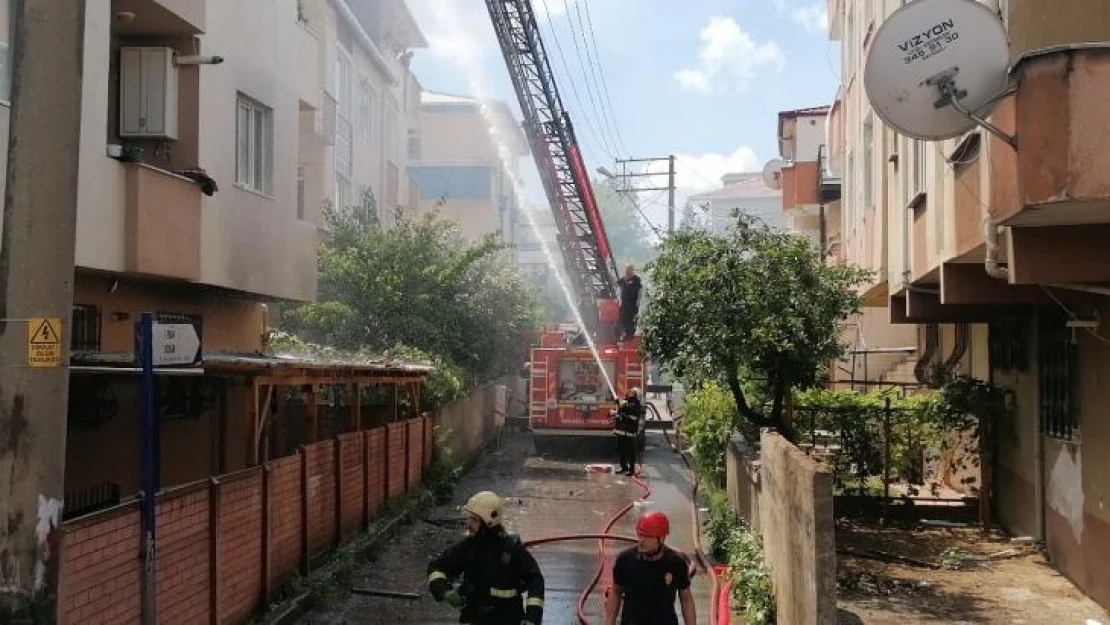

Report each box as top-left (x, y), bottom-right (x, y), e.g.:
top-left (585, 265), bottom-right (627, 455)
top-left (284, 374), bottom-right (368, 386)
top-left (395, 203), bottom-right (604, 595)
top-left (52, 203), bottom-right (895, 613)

top-left (426, 0), bottom-right (617, 399)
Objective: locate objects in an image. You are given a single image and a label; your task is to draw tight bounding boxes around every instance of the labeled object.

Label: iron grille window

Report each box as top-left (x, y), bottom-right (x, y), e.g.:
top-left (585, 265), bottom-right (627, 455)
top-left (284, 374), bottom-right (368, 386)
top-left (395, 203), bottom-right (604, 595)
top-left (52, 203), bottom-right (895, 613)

top-left (71, 304), bottom-right (101, 352)
top-left (989, 317), bottom-right (1028, 372)
top-left (1038, 312), bottom-right (1078, 440)
top-left (156, 312), bottom-right (201, 325)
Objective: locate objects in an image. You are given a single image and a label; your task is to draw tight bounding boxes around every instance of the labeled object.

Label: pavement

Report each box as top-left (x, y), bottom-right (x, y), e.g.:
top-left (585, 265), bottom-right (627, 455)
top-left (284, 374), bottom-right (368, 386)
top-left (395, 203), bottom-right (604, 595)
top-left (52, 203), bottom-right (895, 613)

top-left (293, 425), bottom-right (713, 625)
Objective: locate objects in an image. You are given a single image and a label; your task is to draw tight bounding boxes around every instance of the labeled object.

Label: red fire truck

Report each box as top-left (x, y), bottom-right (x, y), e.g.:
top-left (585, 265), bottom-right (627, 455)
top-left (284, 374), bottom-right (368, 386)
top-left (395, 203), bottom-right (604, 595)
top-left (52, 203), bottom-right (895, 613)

top-left (486, 0), bottom-right (648, 453)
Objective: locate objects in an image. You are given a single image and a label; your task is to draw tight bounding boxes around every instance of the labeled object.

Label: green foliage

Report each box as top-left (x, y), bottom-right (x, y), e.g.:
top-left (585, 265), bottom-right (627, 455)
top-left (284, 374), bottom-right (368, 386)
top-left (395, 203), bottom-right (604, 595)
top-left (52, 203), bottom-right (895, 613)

top-left (641, 214), bottom-right (870, 438)
top-left (703, 487), bottom-right (775, 625)
top-left (679, 382), bottom-right (738, 484)
top-left (383, 345), bottom-right (462, 411)
top-left (927, 375), bottom-right (1015, 461)
top-left (793, 387), bottom-right (943, 494)
top-left (424, 426), bottom-right (463, 503)
top-left (284, 209), bottom-right (541, 385)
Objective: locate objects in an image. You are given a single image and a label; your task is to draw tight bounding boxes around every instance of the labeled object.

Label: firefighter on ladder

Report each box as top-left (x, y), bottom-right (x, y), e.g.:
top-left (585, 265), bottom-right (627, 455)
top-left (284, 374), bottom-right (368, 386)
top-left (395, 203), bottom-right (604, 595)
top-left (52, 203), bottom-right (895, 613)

top-left (427, 491), bottom-right (546, 624)
top-left (612, 387), bottom-right (645, 476)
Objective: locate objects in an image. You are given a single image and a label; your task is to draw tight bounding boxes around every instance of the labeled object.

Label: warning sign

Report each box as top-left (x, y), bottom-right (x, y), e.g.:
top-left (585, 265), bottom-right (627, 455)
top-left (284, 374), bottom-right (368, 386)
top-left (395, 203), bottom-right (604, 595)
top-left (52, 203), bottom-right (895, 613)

top-left (27, 317), bottom-right (62, 368)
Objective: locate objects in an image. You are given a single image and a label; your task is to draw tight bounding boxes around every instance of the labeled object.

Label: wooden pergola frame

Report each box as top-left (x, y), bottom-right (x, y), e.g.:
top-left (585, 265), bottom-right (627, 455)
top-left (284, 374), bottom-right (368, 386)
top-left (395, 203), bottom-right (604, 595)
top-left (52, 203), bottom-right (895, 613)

top-left (201, 358), bottom-right (431, 467)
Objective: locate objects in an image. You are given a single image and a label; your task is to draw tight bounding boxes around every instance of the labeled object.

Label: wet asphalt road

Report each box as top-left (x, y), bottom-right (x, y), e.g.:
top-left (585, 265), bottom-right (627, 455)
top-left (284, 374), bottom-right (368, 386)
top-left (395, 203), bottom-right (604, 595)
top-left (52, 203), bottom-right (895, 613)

top-left (295, 423), bottom-right (711, 625)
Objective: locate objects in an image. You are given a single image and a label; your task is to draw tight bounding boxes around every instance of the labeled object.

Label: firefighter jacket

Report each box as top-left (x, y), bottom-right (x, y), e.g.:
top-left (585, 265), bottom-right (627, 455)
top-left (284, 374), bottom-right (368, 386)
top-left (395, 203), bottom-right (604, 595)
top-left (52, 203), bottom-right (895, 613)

top-left (427, 528), bottom-right (545, 624)
top-left (612, 399), bottom-right (644, 437)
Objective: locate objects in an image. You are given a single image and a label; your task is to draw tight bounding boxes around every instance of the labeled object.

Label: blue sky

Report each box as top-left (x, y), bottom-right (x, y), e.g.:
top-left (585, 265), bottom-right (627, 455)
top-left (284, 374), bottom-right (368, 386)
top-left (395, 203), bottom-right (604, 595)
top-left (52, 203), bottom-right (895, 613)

top-left (407, 0), bottom-right (842, 230)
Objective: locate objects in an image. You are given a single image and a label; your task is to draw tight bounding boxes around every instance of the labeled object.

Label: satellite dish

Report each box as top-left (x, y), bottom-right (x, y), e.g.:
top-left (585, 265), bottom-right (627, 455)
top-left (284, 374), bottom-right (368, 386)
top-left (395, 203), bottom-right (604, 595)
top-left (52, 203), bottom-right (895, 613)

top-left (762, 159), bottom-right (785, 190)
top-left (864, 0), bottom-right (1012, 142)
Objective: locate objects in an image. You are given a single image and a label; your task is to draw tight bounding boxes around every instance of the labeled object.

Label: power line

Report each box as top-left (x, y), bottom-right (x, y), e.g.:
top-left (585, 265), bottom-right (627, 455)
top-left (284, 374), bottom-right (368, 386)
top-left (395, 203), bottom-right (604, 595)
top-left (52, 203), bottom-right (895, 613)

top-left (559, 0), bottom-right (623, 158)
top-left (572, 0), bottom-right (629, 156)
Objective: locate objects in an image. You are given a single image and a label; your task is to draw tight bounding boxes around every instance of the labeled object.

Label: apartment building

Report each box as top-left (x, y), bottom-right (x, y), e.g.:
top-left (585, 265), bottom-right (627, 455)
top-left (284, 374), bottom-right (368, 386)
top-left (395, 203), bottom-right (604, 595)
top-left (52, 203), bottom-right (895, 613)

top-left (827, 0), bottom-right (1110, 608)
top-left (686, 172), bottom-right (786, 234)
top-left (0, 0), bottom-right (424, 511)
top-left (409, 90), bottom-right (528, 242)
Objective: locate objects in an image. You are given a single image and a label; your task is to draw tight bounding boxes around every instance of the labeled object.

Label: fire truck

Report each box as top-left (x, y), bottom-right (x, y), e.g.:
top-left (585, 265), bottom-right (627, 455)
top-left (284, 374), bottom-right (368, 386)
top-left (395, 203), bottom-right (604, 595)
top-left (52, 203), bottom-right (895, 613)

top-left (486, 0), bottom-right (646, 454)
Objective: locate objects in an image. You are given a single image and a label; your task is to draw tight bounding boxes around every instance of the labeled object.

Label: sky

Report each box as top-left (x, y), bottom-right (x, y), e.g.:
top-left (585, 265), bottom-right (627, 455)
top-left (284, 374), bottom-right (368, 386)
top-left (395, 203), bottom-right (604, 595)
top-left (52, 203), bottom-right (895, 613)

top-left (406, 0), bottom-right (842, 232)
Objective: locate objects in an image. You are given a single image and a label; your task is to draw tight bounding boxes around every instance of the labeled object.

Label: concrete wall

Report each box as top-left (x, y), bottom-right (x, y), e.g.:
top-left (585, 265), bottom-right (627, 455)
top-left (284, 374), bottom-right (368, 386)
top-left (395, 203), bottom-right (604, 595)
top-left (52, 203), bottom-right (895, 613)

top-left (726, 432), bottom-right (837, 624)
top-left (433, 378), bottom-right (520, 466)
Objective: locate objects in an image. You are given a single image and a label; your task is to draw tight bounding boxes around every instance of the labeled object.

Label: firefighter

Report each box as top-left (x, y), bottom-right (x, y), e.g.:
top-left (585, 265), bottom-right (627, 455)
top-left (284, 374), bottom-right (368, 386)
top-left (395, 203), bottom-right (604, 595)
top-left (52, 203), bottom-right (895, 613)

top-left (604, 511), bottom-right (697, 625)
top-left (611, 388), bottom-right (645, 476)
top-left (427, 491), bottom-right (546, 625)
top-left (617, 265), bottom-right (643, 342)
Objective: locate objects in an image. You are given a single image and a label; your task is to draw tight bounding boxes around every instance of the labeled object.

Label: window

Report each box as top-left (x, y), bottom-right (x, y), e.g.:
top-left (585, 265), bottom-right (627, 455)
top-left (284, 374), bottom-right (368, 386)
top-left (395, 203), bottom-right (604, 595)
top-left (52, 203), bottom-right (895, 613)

top-left (1038, 312), bottom-right (1078, 440)
top-left (71, 304), bottom-right (101, 352)
top-left (297, 165), bottom-right (305, 220)
top-left (334, 173), bottom-right (351, 212)
top-left (0, 0), bottom-right (14, 102)
top-left (407, 129), bottom-right (421, 160)
top-left (236, 95), bottom-right (273, 194)
top-left (844, 150), bottom-right (854, 228)
top-left (862, 114), bottom-right (874, 210)
top-left (335, 49), bottom-right (352, 116)
top-left (358, 81), bottom-right (372, 139)
top-left (913, 139), bottom-right (926, 192)
top-left (408, 165), bottom-right (494, 201)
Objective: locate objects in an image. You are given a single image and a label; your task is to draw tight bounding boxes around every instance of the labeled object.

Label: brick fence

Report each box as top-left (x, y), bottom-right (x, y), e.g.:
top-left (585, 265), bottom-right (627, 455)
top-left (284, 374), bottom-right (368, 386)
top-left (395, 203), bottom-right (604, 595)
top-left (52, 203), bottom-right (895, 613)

top-left (58, 415), bottom-right (433, 625)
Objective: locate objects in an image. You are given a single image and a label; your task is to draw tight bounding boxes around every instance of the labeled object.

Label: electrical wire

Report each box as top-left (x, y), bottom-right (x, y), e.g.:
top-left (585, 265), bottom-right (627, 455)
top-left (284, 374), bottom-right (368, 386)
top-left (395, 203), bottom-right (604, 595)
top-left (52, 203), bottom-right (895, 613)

top-left (560, 0), bottom-right (624, 158)
top-left (574, 0), bottom-right (630, 156)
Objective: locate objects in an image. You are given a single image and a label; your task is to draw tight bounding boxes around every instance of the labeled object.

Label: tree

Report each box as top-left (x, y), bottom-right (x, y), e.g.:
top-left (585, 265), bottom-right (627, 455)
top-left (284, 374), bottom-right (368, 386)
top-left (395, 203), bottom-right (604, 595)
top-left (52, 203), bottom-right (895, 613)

top-left (283, 208), bottom-right (542, 383)
top-left (592, 178), bottom-right (658, 269)
top-left (640, 213), bottom-right (870, 439)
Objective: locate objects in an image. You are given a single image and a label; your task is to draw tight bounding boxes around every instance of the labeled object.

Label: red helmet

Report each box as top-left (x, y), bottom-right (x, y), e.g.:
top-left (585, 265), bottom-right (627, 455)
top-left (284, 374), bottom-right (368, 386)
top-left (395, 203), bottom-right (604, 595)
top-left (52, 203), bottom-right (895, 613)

top-left (636, 511), bottom-right (670, 538)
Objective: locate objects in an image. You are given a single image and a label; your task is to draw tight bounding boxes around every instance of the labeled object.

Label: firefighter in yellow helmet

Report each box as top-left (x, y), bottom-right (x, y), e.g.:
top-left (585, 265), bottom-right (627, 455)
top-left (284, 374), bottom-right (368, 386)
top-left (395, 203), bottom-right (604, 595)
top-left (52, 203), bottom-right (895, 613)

top-left (611, 387), bottom-right (646, 476)
top-left (427, 491), bottom-right (546, 624)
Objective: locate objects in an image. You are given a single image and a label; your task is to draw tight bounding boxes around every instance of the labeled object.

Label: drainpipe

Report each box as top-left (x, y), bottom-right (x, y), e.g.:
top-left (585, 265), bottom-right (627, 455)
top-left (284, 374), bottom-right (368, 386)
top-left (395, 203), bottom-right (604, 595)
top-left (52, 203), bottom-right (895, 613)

top-left (1031, 307), bottom-right (1045, 544)
top-left (982, 216), bottom-right (1009, 280)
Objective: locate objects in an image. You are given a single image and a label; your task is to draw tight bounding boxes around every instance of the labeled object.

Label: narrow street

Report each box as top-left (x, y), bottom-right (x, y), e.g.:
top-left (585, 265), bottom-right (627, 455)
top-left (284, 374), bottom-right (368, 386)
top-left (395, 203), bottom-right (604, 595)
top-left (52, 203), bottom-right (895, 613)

top-left (296, 428), bottom-right (712, 625)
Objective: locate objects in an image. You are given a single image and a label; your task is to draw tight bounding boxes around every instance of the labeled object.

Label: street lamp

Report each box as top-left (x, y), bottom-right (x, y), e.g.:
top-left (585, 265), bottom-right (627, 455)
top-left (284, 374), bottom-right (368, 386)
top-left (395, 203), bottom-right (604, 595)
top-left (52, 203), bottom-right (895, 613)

top-left (596, 166), bottom-right (616, 179)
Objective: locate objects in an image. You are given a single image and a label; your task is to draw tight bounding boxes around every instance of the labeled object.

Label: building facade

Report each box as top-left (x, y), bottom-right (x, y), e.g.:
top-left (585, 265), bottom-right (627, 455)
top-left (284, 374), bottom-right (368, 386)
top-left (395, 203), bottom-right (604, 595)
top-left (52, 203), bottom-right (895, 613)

top-left (0, 0), bottom-right (425, 507)
top-left (825, 0), bottom-right (1110, 609)
top-left (686, 172), bottom-right (785, 234)
top-left (409, 90), bottom-right (527, 243)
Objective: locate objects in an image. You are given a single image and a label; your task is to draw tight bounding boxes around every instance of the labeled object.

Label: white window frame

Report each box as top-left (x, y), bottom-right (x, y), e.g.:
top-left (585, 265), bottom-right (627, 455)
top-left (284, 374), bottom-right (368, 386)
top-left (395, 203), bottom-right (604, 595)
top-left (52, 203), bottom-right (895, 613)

top-left (236, 95), bottom-right (273, 195)
top-left (358, 80), bottom-right (372, 139)
top-left (335, 48), bottom-right (353, 117)
top-left (334, 172), bottom-right (351, 213)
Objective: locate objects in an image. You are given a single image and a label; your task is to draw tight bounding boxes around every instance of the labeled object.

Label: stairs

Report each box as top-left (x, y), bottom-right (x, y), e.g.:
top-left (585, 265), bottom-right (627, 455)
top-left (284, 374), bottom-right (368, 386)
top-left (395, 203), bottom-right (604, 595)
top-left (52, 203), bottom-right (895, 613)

top-left (881, 354), bottom-right (920, 386)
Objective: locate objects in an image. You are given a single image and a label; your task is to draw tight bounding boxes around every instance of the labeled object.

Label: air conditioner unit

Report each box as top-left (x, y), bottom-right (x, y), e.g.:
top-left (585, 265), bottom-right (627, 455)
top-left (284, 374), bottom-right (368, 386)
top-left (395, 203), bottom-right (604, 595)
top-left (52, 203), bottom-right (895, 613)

top-left (119, 47), bottom-right (179, 140)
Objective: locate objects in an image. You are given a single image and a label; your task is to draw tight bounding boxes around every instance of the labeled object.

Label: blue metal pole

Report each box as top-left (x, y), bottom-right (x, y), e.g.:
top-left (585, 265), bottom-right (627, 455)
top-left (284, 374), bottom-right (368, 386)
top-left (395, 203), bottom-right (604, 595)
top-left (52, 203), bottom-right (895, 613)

top-left (138, 312), bottom-right (157, 623)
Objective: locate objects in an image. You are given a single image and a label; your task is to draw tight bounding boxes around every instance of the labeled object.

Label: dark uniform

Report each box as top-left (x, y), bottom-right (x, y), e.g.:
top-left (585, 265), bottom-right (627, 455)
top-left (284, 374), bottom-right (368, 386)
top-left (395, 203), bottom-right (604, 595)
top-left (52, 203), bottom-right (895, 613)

top-left (618, 273), bottom-right (643, 341)
top-left (427, 528), bottom-right (545, 624)
top-left (611, 545), bottom-right (691, 625)
top-left (613, 395), bottom-right (645, 475)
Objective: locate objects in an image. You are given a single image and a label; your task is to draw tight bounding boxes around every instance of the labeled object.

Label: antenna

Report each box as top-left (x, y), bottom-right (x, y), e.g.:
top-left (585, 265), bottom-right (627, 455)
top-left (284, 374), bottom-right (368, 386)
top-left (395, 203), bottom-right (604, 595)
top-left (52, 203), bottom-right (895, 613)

top-left (762, 158), bottom-right (785, 190)
top-left (864, 0), bottom-right (1016, 147)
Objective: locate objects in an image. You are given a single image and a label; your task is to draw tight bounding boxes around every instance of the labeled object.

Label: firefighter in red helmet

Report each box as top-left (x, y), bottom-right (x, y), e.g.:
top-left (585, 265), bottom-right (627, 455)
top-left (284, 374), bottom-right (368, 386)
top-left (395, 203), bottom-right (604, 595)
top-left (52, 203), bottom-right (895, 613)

top-left (604, 510), bottom-right (696, 625)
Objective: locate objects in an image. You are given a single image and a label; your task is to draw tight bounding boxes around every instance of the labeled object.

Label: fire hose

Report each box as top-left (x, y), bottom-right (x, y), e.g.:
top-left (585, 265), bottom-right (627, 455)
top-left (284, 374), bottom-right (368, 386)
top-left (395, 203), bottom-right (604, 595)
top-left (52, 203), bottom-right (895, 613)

top-left (520, 413), bottom-right (728, 625)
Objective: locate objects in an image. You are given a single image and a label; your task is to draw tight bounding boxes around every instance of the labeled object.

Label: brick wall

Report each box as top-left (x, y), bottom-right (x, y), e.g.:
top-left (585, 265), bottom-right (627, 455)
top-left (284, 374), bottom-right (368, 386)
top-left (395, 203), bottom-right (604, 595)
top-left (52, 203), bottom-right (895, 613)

top-left (157, 484), bottom-right (211, 625)
top-left (58, 417), bottom-right (428, 625)
top-left (338, 432), bottom-right (366, 541)
top-left (216, 470), bottom-right (264, 624)
top-left (59, 505), bottom-right (142, 624)
top-left (268, 456), bottom-right (302, 587)
top-left (368, 428), bottom-right (387, 516)
top-left (386, 422), bottom-right (407, 499)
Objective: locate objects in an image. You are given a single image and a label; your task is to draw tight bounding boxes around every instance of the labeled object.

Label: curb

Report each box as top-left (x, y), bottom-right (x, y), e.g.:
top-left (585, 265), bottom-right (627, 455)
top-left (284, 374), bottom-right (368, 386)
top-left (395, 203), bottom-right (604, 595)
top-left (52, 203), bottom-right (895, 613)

top-left (257, 489), bottom-right (436, 625)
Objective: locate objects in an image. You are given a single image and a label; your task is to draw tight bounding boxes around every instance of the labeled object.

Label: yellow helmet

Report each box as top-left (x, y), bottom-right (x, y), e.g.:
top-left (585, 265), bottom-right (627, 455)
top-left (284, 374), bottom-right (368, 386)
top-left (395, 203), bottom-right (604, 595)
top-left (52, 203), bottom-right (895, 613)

top-left (627, 387), bottom-right (641, 399)
top-left (464, 491), bottom-right (503, 527)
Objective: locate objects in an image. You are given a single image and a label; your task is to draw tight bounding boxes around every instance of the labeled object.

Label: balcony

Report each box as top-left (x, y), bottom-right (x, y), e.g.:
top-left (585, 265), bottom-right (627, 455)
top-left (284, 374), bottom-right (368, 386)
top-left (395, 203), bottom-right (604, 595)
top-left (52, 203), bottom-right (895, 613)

top-left (782, 161), bottom-right (820, 211)
top-left (111, 0), bottom-right (204, 36)
top-left (999, 45), bottom-right (1110, 226)
top-left (124, 164), bottom-right (202, 281)
top-left (817, 144), bottom-right (841, 204)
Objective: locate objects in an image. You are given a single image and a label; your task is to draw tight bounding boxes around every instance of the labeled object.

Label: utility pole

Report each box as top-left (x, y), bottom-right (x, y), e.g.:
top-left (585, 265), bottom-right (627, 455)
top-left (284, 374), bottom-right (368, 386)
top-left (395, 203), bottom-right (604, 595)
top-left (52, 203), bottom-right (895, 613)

top-left (0, 1), bottom-right (85, 621)
top-left (605, 155), bottom-right (678, 234)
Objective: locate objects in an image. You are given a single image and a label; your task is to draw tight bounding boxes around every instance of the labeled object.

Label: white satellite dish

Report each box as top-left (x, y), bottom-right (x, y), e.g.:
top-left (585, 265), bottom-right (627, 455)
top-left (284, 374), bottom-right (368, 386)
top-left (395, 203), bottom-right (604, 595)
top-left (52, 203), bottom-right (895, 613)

top-left (864, 0), bottom-right (1015, 145)
top-left (762, 158), bottom-right (785, 190)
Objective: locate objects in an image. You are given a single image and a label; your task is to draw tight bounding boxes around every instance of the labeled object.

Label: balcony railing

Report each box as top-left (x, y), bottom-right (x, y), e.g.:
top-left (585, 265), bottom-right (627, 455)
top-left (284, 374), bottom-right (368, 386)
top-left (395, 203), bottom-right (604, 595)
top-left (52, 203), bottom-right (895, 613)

top-left (817, 144), bottom-right (841, 204)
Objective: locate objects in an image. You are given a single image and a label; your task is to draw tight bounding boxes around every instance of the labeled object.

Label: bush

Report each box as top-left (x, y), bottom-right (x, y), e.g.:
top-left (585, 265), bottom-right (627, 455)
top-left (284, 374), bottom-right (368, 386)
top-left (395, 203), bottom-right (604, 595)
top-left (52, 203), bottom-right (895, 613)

top-left (704, 486), bottom-right (775, 624)
top-left (679, 382), bottom-right (738, 485)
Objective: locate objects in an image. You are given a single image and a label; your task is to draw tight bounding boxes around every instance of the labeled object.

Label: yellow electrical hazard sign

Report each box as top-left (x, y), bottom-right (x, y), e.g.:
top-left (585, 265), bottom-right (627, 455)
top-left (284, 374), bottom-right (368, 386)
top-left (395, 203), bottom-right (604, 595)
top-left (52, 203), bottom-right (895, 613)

top-left (27, 317), bottom-right (62, 367)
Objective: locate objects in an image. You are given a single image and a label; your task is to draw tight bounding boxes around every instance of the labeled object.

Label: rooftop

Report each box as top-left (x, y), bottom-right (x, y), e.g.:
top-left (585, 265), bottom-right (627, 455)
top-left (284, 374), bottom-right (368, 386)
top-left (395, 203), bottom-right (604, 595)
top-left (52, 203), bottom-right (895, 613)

top-left (687, 172), bottom-right (782, 202)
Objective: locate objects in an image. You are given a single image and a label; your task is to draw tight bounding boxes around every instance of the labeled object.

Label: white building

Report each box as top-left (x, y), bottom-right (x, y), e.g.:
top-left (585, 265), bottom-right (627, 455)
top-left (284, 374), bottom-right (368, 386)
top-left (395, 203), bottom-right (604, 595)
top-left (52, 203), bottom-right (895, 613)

top-left (686, 172), bottom-right (785, 234)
